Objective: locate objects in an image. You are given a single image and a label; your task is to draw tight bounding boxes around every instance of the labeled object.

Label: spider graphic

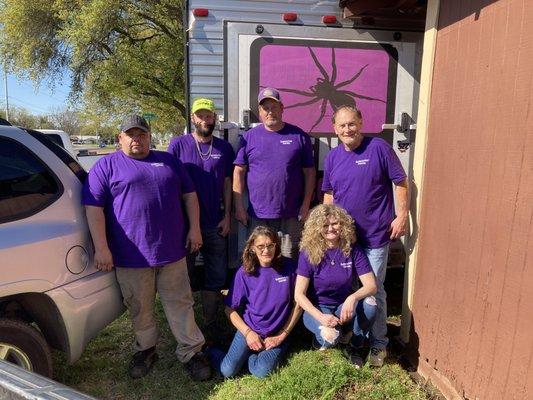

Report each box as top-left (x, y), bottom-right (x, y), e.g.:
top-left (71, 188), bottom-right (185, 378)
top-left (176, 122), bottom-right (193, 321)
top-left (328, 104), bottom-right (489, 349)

top-left (272, 47), bottom-right (386, 133)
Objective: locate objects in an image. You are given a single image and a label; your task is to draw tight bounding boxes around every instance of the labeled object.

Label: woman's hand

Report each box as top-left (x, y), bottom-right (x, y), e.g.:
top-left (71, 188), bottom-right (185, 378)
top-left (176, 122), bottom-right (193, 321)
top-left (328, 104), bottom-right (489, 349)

top-left (245, 330), bottom-right (264, 351)
top-left (319, 313), bottom-right (340, 328)
top-left (340, 295), bottom-right (357, 324)
top-left (264, 331), bottom-right (287, 350)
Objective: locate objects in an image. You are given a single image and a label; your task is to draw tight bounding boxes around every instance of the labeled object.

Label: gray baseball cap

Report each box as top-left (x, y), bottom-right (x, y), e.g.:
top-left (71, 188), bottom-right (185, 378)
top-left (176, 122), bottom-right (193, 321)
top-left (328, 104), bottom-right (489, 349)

top-left (120, 114), bottom-right (150, 133)
top-left (258, 87), bottom-right (281, 104)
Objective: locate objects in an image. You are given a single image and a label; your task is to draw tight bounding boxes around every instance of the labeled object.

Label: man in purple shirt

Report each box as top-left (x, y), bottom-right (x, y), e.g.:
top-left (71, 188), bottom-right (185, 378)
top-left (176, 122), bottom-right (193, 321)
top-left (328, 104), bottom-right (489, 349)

top-left (322, 106), bottom-right (408, 367)
top-left (233, 87), bottom-right (316, 259)
top-left (168, 98), bottom-right (235, 340)
top-left (83, 114), bottom-right (211, 381)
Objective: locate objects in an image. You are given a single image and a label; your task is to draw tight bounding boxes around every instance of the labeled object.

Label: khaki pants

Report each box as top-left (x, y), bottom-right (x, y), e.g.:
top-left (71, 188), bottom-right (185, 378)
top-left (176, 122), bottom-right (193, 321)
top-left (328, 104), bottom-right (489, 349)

top-left (115, 258), bottom-right (205, 363)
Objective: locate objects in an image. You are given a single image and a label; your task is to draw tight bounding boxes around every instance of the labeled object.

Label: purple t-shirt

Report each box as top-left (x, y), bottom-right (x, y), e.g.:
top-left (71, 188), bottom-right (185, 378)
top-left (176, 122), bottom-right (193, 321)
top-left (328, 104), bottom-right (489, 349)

top-left (168, 134), bottom-right (234, 229)
top-left (234, 123), bottom-right (314, 219)
top-left (225, 258), bottom-right (296, 338)
top-left (82, 150), bottom-right (195, 268)
top-left (322, 137), bottom-right (406, 248)
top-left (297, 246), bottom-right (372, 306)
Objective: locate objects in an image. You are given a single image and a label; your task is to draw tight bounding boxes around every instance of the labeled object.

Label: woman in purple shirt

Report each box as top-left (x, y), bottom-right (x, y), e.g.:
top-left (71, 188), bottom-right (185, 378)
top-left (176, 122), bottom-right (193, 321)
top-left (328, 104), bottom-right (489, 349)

top-left (209, 226), bottom-right (301, 378)
top-left (295, 204), bottom-right (377, 368)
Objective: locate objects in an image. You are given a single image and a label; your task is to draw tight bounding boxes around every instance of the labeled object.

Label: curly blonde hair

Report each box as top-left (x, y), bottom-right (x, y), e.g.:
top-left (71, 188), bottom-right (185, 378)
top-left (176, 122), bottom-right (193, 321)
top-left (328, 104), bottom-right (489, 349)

top-left (242, 226), bottom-right (283, 274)
top-left (299, 204), bottom-right (356, 266)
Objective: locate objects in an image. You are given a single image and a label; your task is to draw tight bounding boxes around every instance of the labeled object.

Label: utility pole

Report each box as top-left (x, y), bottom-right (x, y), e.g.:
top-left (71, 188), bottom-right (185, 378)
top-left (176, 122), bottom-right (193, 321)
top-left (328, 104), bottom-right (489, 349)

top-left (3, 66), bottom-right (9, 121)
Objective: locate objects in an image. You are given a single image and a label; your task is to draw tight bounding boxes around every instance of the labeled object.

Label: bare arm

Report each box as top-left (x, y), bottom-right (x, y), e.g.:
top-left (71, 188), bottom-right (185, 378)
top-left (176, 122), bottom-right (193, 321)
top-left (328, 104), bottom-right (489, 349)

top-left (390, 178), bottom-right (409, 239)
top-left (264, 302), bottom-right (302, 350)
top-left (217, 176), bottom-right (232, 236)
top-left (225, 306), bottom-right (264, 351)
top-left (85, 205), bottom-right (113, 271)
top-left (182, 192), bottom-right (202, 252)
top-left (294, 275), bottom-right (339, 328)
top-left (299, 167), bottom-right (316, 221)
top-left (233, 164), bottom-right (248, 226)
top-left (339, 271), bottom-right (377, 323)
top-left (323, 191), bottom-right (334, 205)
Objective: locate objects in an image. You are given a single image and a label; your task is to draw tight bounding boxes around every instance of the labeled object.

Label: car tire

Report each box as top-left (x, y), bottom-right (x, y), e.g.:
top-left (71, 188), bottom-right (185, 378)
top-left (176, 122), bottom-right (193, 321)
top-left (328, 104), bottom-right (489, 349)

top-left (0, 319), bottom-right (53, 377)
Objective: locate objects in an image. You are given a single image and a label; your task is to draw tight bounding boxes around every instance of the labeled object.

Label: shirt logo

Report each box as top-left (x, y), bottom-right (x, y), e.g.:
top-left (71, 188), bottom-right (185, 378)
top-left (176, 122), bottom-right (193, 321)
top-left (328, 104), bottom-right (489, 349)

top-left (151, 163), bottom-right (164, 167)
top-left (275, 277), bottom-right (288, 283)
top-left (355, 159), bottom-right (369, 166)
top-left (340, 262), bottom-right (352, 269)
top-left (211, 153), bottom-right (221, 159)
top-left (280, 140), bottom-right (293, 145)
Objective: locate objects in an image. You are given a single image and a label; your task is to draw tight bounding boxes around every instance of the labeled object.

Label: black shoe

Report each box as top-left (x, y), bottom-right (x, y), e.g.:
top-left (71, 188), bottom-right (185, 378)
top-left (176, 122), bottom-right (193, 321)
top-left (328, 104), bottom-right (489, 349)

top-left (129, 347), bottom-right (158, 379)
top-left (184, 351), bottom-right (212, 381)
top-left (343, 345), bottom-right (365, 369)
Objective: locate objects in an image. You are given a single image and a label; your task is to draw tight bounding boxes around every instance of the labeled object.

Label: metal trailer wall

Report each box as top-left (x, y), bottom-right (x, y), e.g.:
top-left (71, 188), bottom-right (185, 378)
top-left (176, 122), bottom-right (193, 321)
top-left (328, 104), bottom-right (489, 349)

top-left (187, 0), bottom-right (350, 114)
top-left (409, 0), bottom-right (533, 398)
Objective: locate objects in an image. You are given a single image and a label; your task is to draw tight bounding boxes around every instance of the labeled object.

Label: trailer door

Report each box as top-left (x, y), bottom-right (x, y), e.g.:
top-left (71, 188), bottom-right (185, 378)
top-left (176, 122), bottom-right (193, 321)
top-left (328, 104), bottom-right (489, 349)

top-left (225, 22), bottom-right (422, 264)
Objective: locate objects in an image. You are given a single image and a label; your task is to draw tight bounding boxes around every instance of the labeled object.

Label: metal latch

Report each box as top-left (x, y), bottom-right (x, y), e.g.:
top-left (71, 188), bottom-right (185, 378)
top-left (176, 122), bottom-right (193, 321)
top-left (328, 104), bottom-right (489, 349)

top-left (382, 112), bottom-right (417, 133)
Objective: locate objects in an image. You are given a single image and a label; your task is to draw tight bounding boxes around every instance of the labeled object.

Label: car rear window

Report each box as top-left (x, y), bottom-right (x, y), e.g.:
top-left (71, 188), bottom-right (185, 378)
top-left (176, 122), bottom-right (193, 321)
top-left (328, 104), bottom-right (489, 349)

top-left (0, 137), bottom-right (63, 224)
top-left (44, 133), bottom-right (63, 148)
top-left (25, 129), bottom-right (87, 184)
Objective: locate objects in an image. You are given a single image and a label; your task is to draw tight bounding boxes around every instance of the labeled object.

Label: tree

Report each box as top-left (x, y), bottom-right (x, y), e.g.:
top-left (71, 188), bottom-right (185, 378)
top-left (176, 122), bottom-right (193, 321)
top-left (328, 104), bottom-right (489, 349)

top-left (49, 107), bottom-right (82, 136)
top-left (0, 0), bottom-right (186, 126)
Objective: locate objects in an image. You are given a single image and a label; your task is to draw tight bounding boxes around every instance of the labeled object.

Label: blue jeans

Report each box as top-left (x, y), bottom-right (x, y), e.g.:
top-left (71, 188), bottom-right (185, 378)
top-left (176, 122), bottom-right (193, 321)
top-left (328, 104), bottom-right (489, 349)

top-left (364, 244), bottom-right (390, 349)
top-left (303, 298), bottom-right (377, 349)
top-left (208, 331), bottom-right (289, 378)
top-left (186, 227), bottom-right (227, 290)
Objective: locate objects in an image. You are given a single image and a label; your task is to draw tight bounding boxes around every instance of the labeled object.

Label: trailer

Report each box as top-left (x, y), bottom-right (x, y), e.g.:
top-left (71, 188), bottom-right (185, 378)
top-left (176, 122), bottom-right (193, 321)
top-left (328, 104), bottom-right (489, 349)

top-left (185, 0), bottom-right (423, 267)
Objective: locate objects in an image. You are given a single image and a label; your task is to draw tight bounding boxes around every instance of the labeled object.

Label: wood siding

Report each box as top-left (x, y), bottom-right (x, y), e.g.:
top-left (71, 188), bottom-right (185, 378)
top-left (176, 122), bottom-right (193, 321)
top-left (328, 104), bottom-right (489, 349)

top-left (410, 1), bottom-right (533, 399)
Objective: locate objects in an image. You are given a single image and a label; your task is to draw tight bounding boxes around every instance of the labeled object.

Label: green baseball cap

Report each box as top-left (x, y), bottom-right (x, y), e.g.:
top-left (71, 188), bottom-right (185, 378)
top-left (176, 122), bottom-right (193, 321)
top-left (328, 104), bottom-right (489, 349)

top-left (191, 98), bottom-right (216, 114)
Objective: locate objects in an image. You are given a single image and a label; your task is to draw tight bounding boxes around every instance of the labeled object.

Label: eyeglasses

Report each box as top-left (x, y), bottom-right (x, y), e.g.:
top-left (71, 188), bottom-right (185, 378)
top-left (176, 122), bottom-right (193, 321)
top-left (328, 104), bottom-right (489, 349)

top-left (254, 243), bottom-right (276, 252)
top-left (322, 222), bottom-right (341, 229)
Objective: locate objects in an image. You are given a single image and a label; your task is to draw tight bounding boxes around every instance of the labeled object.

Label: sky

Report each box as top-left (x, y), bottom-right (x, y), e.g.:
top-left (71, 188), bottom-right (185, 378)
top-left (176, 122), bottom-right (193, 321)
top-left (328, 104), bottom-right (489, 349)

top-left (0, 73), bottom-right (72, 116)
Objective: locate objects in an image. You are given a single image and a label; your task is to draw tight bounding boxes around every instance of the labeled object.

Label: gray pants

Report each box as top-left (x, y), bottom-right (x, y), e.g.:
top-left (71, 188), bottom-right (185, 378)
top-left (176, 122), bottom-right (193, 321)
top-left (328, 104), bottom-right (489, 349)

top-left (115, 258), bottom-right (205, 363)
top-left (248, 216), bottom-right (302, 260)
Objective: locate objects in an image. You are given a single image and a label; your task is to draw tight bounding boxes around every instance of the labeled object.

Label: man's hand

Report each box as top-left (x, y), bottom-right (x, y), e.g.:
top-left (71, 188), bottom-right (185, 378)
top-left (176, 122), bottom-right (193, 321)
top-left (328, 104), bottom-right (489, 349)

top-left (390, 213), bottom-right (408, 240)
top-left (186, 228), bottom-right (203, 252)
top-left (264, 332), bottom-right (287, 350)
top-left (217, 214), bottom-right (231, 237)
top-left (245, 330), bottom-right (264, 351)
top-left (340, 295), bottom-right (357, 324)
top-left (299, 203), bottom-right (310, 222)
top-left (235, 207), bottom-right (248, 227)
top-left (319, 313), bottom-right (340, 328)
top-left (94, 246), bottom-right (114, 271)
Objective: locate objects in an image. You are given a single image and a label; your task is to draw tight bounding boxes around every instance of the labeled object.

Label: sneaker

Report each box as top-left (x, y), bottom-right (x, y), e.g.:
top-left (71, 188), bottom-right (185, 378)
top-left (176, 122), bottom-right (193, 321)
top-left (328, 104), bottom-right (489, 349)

top-left (338, 330), bottom-right (353, 345)
top-left (368, 347), bottom-right (387, 367)
top-left (184, 351), bottom-right (212, 381)
top-left (311, 337), bottom-right (327, 351)
top-left (129, 347), bottom-right (158, 379)
top-left (342, 346), bottom-right (365, 369)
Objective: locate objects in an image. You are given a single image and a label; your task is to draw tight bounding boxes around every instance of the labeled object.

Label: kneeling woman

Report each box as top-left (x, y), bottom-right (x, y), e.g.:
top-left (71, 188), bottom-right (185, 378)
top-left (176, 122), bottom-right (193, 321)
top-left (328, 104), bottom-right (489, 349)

top-left (212, 226), bottom-right (301, 378)
top-left (295, 204), bottom-right (377, 367)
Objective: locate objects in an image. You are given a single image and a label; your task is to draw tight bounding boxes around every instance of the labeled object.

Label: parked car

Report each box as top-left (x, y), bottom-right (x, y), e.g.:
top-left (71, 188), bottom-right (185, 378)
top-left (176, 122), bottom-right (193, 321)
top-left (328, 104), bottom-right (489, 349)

top-left (37, 129), bottom-right (78, 159)
top-left (0, 126), bottom-right (125, 378)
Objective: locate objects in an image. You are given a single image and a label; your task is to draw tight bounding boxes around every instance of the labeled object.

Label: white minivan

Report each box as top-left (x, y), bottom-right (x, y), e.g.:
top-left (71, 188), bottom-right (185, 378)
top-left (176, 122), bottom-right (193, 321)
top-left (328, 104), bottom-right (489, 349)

top-left (37, 129), bottom-right (78, 159)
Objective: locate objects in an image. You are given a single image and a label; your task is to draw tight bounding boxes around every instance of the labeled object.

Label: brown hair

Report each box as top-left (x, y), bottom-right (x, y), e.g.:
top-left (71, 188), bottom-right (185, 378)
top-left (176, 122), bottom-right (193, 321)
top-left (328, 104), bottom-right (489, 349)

top-left (242, 226), bottom-right (283, 274)
top-left (331, 105), bottom-right (363, 124)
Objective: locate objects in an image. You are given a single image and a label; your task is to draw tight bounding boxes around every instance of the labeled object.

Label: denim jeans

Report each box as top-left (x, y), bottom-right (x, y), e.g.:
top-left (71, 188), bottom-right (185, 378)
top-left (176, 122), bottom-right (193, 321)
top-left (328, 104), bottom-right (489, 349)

top-left (364, 244), bottom-right (390, 349)
top-left (208, 331), bottom-right (289, 378)
top-left (186, 227), bottom-right (227, 290)
top-left (302, 297), bottom-right (377, 349)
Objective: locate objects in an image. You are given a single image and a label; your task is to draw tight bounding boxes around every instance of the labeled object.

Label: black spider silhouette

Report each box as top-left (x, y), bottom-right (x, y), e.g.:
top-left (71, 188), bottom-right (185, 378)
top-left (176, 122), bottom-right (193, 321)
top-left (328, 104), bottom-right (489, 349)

top-left (273, 47), bottom-right (386, 133)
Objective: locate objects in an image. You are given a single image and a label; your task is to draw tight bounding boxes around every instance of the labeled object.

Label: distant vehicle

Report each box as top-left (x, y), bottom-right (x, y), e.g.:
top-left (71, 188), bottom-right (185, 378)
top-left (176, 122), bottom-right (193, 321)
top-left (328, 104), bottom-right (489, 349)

top-left (37, 129), bottom-right (78, 158)
top-left (0, 126), bottom-right (125, 377)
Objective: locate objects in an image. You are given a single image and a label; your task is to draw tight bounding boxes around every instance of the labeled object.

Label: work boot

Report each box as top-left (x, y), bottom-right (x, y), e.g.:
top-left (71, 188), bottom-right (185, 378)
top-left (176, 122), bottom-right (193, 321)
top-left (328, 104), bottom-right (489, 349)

top-left (184, 351), bottom-right (212, 381)
top-left (129, 346), bottom-right (158, 379)
top-left (368, 347), bottom-right (387, 367)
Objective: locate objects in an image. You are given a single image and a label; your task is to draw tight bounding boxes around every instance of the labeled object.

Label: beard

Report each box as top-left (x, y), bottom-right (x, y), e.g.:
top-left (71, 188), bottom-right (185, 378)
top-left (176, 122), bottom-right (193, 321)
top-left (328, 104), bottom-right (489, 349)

top-left (194, 122), bottom-right (215, 137)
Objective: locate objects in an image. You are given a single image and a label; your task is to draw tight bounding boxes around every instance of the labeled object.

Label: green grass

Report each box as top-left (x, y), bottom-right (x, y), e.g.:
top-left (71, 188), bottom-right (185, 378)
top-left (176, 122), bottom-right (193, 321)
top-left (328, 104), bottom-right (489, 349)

top-left (52, 296), bottom-right (433, 400)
